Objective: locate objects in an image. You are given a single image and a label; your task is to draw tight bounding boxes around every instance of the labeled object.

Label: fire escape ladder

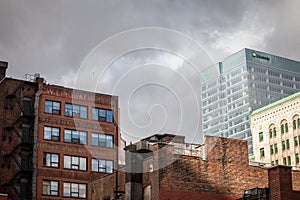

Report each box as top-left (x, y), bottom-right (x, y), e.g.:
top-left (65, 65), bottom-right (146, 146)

top-left (11, 153), bottom-right (22, 169)
top-left (10, 183), bottom-right (21, 200)
top-left (12, 126), bottom-right (23, 140)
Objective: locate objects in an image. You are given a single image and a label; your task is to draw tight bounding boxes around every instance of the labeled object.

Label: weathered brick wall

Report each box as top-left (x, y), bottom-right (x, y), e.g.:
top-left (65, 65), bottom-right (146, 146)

top-left (157, 136), bottom-right (269, 199)
top-left (90, 169), bottom-right (126, 200)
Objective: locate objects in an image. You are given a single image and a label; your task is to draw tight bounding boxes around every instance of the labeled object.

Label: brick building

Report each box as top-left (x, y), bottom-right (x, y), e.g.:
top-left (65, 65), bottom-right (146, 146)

top-left (0, 61), bottom-right (120, 200)
top-left (93, 134), bottom-right (300, 200)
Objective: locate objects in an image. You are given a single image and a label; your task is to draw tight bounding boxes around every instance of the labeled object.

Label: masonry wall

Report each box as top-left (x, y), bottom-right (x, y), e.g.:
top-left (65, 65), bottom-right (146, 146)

top-left (153, 136), bottom-right (268, 199)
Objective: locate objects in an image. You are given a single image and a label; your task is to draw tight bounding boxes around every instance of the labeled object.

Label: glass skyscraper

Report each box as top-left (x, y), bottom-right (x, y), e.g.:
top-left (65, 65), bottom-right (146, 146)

top-left (200, 48), bottom-right (300, 155)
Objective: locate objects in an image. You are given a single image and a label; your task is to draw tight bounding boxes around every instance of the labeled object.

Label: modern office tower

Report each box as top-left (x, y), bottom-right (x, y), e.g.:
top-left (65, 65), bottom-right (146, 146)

top-left (0, 61), bottom-right (119, 200)
top-left (200, 48), bottom-right (300, 155)
top-left (251, 92), bottom-right (300, 169)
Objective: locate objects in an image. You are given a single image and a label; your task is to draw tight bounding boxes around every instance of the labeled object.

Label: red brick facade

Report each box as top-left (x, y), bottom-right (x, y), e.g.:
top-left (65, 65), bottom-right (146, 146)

top-left (0, 66), bottom-right (120, 200)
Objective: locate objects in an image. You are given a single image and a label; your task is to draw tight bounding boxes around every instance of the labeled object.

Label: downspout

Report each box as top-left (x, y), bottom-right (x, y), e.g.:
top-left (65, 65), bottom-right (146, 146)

top-left (32, 78), bottom-right (43, 200)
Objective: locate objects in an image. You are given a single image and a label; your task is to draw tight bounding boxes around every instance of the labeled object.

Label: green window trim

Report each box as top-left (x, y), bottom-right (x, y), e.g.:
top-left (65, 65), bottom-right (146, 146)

top-left (281, 124), bottom-right (284, 134)
top-left (296, 153), bottom-right (299, 165)
top-left (282, 141), bottom-right (286, 150)
top-left (273, 127), bottom-right (277, 137)
top-left (294, 120), bottom-right (297, 130)
top-left (283, 157), bottom-right (287, 166)
top-left (274, 143), bottom-right (278, 153)
top-left (287, 139), bottom-right (290, 149)
top-left (269, 129), bottom-right (272, 138)
top-left (295, 136), bottom-right (298, 146)
top-left (270, 145), bottom-right (274, 154)
top-left (259, 132), bottom-right (263, 142)
top-left (260, 148), bottom-right (265, 158)
top-left (285, 123), bottom-right (289, 133)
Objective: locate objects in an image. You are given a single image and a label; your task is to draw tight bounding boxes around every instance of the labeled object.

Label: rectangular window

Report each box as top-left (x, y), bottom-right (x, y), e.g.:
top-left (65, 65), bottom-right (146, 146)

top-left (285, 123), bottom-right (289, 133)
top-left (287, 139), bottom-right (290, 149)
top-left (294, 120), bottom-right (297, 130)
top-left (64, 129), bottom-right (87, 144)
top-left (296, 153), bottom-right (299, 165)
top-left (273, 127), bottom-right (277, 137)
top-left (91, 159), bottom-right (113, 173)
top-left (260, 148), bottom-right (264, 158)
top-left (288, 156), bottom-right (291, 166)
top-left (64, 155), bottom-right (87, 171)
top-left (91, 133), bottom-right (113, 148)
top-left (259, 132), bottom-right (263, 142)
top-left (45, 100), bottom-right (61, 115)
top-left (282, 141), bottom-right (286, 150)
top-left (44, 126), bottom-right (60, 141)
top-left (269, 129), bottom-right (272, 138)
top-left (283, 157), bottom-right (287, 165)
top-left (43, 153), bottom-right (59, 167)
top-left (281, 124), bottom-right (284, 134)
top-left (65, 103), bottom-right (88, 119)
top-left (275, 160), bottom-right (278, 165)
top-left (295, 136), bottom-right (298, 146)
top-left (92, 108), bottom-right (113, 122)
top-left (298, 118), bottom-right (300, 128)
top-left (63, 182), bottom-right (86, 198)
top-left (274, 143), bottom-right (278, 153)
top-left (270, 145), bottom-right (274, 155)
top-left (42, 180), bottom-right (58, 196)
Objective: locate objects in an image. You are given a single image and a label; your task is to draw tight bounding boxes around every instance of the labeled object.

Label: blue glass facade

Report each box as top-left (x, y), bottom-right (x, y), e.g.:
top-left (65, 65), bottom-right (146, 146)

top-left (201, 48), bottom-right (300, 155)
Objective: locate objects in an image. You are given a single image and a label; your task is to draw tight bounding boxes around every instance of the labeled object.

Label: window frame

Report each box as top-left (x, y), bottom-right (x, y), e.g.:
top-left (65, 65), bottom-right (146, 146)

top-left (91, 158), bottom-right (114, 173)
top-left (64, 129), bottom-right (87, 145)
top-left (64, 155), bottom-right (87, 171)
top-left (44, 126), bottom-right (60, 141)
top-left (42, 180), bottom-right (59, 196)
top-left (45, 100), bottom-right (61, 115)
top-left (63, 182), bottom-right (86, 198)
top-left (259, 132), bottom-right (263, 142)
top-left (282, 141), bottom-right (286, 150)
top-left (43, 153), bottom-right (60, 168)
top-left (91, 133), bottom-right (114, 148)
top-left (65, 103), bottom-right (88, 119)
top-left (92, 107), bottom-right (113, 122)
top-left (260, 148), bottom-right (265, 158)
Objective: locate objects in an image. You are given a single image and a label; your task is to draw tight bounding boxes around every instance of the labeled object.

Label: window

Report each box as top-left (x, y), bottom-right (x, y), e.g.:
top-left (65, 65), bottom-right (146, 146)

top-left (283, 157), bottom-right (287, 165)
top-left (294, 120), bottom-right (297, 130)
top-left (259, 132), bottom-right (263, 142)
top-left (92, 108), bottom-right (113, 122)
top-left (273, 127), bottom-right (277, 137)
top-left (285, 123), bottom-right (289, 133)
top-left (281, 124), bottom-right (284, 134)
top-left (270, 145), bottom-right (274, 155)
top-left (275, 160), bottom-right (278, 165)
top-left (64, 155), bottom-right (87, 171)
top-left (64, 129), bottom-right (87, 144)
top-left (295, 136), bottom-right (298, 147)
top-left (63, 182), bottom-right (86, 198)
top-left (44, 126), bottom-right (60, 141)
top-left (91, 133), bottom-right (113, 148)
top-left (287, 139), bottom-right (290, 149)
top-left (288, 156), bottom-right (291, 166)
top-left (282, 141), bottom-right (286, 150)
top-left (91, 159), bottom-right (113, 173)
top-left (296, 153), bottom-right (299, 165)
top-left (42, 180), bottom-right (58, 196)
top-left (45, 100), bottom-right (61, 115)
top-left (298, 118), bottom-right (300, 128)
top-left (271, 161), bottom-right (275, 166)
top-left (274, 143), bottom-right (278, 153)
top-left (43, 153), bottom-right (59, 167)
top-left (269, 129), bottom-right (272, 138)
top-left (260, 148), bottom-right (264, 158)
top-left (65, 103), bottom-right (88, 119)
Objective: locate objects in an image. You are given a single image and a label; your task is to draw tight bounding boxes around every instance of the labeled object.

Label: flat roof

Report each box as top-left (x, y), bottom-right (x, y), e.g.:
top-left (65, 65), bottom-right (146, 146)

top-left (251, 91), bottom-right (300, 116)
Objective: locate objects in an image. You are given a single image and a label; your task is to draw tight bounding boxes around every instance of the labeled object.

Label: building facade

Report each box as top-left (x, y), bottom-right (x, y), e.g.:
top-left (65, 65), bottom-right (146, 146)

top-left (251, 92), bottom-right (300, 169)
top-left (0, 61), bottom-right (120, 200)
top-left (200, 48), bottom-right (300, 154)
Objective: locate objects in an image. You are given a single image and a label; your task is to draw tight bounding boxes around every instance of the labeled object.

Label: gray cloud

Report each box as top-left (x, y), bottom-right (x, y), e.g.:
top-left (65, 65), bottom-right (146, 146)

top-left (1, 0), bottom-right (300, 143)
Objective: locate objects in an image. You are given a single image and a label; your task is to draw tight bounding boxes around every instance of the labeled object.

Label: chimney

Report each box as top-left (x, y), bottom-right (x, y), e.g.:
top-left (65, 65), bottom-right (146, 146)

top-left (0, 61), bottom-right (8, 81)
top-left (268, 166), bottom-right (293, 200)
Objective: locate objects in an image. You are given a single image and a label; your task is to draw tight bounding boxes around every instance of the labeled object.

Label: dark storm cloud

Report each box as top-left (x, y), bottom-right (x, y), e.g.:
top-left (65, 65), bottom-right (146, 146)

top-left (1, 0), bottom-right (300, 143)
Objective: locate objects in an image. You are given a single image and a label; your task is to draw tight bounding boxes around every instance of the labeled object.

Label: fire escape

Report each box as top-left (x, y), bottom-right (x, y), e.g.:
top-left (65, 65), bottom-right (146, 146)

top-left (1, 82), bottom-right (34, 200)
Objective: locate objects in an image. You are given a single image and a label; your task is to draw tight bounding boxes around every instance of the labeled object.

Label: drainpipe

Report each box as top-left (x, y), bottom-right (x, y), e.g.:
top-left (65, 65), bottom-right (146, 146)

top-left (32, 77), bottom-right (43, 200)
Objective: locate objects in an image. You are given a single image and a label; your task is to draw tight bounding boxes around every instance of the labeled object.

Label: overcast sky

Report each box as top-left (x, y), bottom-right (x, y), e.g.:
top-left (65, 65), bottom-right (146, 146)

top-left (1, 0), bottom-right (300, 143)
